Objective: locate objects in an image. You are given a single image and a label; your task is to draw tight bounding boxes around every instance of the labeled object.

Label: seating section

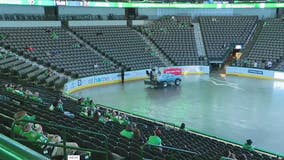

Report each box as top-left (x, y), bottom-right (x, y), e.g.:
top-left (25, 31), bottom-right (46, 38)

top-left (0, 27), bottom-right (117, 78)
top-left (0, 14), bottom-right (46, 21)
top-left (236, 19), bottom-right (284, 69)
top-left (0, 48), bottom-right (67, 88)
top-left (0, 76), bottom-right (280, 160)
top-left (138, 16), bottom-right (206, 66)
top-left (199, 16), bottom-right (258, 61)
top-left (71, 26), bottom-right (165, 70)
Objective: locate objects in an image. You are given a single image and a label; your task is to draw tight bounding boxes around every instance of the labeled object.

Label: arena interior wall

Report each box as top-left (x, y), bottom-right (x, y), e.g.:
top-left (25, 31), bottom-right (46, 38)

top-left (0, 5), bottom-right (44, 14)
top-left (226, 67), bottom-right (284, 81)
top-left (0, 21), bottom-right (61, 27)
top-left (138, 8), bottom-right (276, 19)
top-left (68, 20), bottom-right (127, 26)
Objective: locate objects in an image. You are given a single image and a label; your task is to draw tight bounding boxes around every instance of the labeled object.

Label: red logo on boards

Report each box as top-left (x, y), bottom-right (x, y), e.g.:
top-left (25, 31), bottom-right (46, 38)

top-left (163, 68), bottom-right (182, 75)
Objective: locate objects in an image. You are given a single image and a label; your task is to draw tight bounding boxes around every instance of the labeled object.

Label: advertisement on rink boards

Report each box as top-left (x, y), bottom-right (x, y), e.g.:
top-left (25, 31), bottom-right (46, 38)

top-left (64, 66), bottom-right (209, 93)
top-left (226, 67), bottom-right (274, 78)
top-left (161, 66), bottom-right (209, 75)
top-left (64, 69), bottom-right (147, 93)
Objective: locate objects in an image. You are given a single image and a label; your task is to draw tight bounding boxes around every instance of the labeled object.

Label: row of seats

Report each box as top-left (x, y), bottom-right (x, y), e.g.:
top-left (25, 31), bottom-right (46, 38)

top-left (137, 16), bottom-right (206, 66)
top-left (0, 27), bottom-right (118, 78)
top-left (0, 48), bottom-right (67, 88)
top-left (0, 76), bottom-right (280, 160)
top-left (237, 18), bottom-right (284, 70)
top-left (70, 26), bottom-right (166, 70)
top-left (0, 14), bottom-right (46, 21)
top-left (199, 16), bottom-right (258, 61)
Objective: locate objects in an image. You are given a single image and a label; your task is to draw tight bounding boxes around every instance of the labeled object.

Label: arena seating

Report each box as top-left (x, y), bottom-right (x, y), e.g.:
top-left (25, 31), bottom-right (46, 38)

top-left (0, 27), bottom-right (117, 78)
top-left (0, 14), bottom-right (46, 21)
top-left (236, 18), bottom-right (284, 70)
top-left (199, 16), bottom-right (258, 61)
top-left (0, 48), bottom-right (67, 88)
top-left (0, 76), bottom-right (280, 160)
top-left (70, 26), bottom-right (166, 70)
top-left (137, 16), bottom-right (206, 66)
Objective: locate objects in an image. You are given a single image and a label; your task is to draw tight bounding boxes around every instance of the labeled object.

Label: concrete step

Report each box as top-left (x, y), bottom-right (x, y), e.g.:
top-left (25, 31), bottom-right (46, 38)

top-left (193, 23), bottom-right (206, 57)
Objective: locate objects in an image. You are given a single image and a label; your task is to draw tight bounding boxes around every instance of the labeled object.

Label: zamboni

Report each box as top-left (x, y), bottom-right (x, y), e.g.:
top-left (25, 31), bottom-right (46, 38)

top-left (144, 73), bottom-right (182, 88)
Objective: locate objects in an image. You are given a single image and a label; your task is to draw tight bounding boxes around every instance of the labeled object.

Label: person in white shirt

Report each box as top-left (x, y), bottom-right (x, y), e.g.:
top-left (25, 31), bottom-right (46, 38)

top-left (267, 60), bottom-right (272, 69)
top-left (253, 61), bottom-right (258, 68)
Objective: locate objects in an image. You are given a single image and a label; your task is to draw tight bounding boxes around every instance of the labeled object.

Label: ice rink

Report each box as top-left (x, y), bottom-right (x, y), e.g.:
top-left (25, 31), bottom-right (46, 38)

top-left (73, 75), bottom-right (284, 154)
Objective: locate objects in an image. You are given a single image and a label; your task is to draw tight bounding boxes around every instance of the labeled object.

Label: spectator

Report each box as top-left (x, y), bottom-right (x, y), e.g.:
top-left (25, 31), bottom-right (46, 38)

top-left (180, 123), bottom-right (186, 131)
top-left (14, 111), bottom-right (80, 157)
top-left (57, 98), bottom-right (64, 112)
top-left (267, 60), bottom-right (272, 69)
top-left (51, 32), bottom-right (58, 40)
top-left (78, 97), bottom-right (84, 104)
top-left (25, 89), bottom-right (33, 98)
top-left (120, 124), bottom-right (134, 139)
top-left (242, 139), bottom-right (254, 152)
top-left (0, 33), bottom-right (7, 40)
top-left (154, 126), bottom-right (162, 137)
top-left (133, 124), bottom-right (144, 143)
top-left (49, 103), bottom-right (55, 111)
top-left (45, 28), bottom-right (52, 33)
top-left (34, 92), bottom-right (39, 97)
top-left (147, 130), bottom-right (162, 151)
top-left (94, 63), bottom-right (99, 69)
top-left (93, 111), bottom-right (100, 122)
top-left (26, 46), bottom-right (35, 52)
top-left (253, 61), bottom-right (258, 68)
top-left (47, 68), bottom-right (53, 77)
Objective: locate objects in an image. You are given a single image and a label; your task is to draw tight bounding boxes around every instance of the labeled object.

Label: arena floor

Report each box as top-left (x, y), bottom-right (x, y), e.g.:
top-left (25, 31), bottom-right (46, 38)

top-left (73, 74), bottom-right (284, 154)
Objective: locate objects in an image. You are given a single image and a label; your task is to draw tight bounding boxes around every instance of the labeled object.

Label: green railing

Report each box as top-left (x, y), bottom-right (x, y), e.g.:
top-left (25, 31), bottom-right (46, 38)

top-left (141, 144), bottom-right (199, 159)
top-left (11, 119), bottom-right (109, 160)
top-left (0, 134), bottom-right (49, 160)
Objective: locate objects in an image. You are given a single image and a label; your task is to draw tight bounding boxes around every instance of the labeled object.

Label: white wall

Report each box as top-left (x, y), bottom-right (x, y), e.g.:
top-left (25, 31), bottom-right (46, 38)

top-left (138, 8), bottom-right (276, 19)
top-left (132, 20), bottom-right (152, 26)
top-left (68, 20), bottom-right (127, 26)
top-left (58, 6), bottom-right (125, 16)
top-left (0, 5), bottom-right (44, 14)
top-left (0, 21), bottom-right (61, 27)
top-left (233, 9), bottom-right (276, 19)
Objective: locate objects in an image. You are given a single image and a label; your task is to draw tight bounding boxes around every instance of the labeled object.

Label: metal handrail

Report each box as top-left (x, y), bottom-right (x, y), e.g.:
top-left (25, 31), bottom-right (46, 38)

top-left (11, 119), bottom-right (109, 160)
top-left (141, 143), bottom-right (199, 156)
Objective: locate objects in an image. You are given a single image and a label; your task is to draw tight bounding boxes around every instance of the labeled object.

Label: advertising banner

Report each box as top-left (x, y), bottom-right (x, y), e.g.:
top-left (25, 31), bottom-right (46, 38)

top-left (64, 66), bottom-right (209, 93)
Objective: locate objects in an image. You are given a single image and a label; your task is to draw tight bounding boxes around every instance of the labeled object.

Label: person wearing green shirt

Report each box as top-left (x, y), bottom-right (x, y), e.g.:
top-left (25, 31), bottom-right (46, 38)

top-left (51, 32), bottom-right (58, 40)
top-left (0, 34), bottom-right (6, 40)
top-left (120, 125), bottom-right (134, 139)
top-left (49, 104), bottom-right (55, 111)
top-left (242, 139), bottom-right (254, 152)
top-left (147, 131), bottom-right (162, 146)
